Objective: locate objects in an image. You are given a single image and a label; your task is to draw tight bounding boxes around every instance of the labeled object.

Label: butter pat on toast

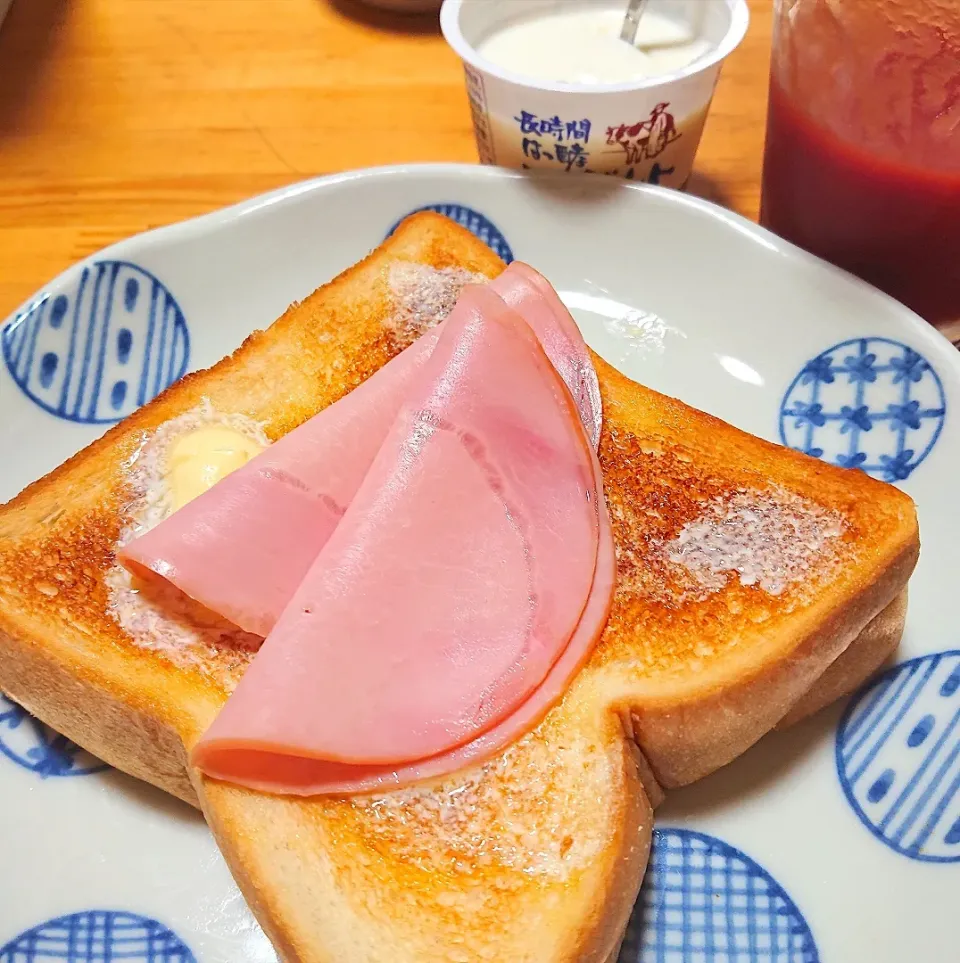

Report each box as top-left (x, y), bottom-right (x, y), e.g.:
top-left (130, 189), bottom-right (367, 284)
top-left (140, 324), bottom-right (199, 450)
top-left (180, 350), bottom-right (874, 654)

top-left (0, 213), bottom-right (918, 962)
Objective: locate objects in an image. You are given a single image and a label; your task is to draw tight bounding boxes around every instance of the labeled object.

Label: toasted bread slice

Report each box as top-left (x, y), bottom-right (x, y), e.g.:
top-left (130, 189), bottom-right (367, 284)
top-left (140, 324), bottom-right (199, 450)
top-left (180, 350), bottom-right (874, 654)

top-left (779, 587), bottom-right (908, 728)
top-left (0, 213), bottom-right (918, 962)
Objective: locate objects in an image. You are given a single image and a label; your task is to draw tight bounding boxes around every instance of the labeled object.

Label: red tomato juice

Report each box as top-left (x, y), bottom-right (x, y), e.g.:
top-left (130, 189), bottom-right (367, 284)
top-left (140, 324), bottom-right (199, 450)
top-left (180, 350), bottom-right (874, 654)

top-left (761, 76), bottom-right (960, 325)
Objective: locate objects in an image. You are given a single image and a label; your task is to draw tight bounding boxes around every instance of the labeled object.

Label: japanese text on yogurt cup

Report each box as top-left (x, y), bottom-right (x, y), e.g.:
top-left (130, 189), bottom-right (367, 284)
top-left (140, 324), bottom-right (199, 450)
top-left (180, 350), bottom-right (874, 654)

top-left (441, 0), bottom-right (749, 186)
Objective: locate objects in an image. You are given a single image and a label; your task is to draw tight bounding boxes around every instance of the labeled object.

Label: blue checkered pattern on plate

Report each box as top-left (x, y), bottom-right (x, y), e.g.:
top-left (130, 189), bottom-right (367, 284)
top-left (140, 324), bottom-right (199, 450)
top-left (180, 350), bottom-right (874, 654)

top-left (0, 911), bottom-right (195, 963)
top-left (620, 828), bottom-right (818, 963)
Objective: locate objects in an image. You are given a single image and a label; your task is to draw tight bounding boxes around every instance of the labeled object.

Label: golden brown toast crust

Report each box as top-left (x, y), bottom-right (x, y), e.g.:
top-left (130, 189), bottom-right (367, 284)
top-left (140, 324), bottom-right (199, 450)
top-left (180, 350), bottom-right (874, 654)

top-left (197, 686), bottom-right (653, 963)
top-left (0, 211), bottom-right (919, 961)
top-left (591, 355), bottom-right (917, 785)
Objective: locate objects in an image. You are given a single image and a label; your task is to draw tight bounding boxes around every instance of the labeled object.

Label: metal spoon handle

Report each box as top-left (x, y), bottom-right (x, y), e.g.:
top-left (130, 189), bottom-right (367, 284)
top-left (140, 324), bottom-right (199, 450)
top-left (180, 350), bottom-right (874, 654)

top-left (620, 0), bottom-right (650, 45)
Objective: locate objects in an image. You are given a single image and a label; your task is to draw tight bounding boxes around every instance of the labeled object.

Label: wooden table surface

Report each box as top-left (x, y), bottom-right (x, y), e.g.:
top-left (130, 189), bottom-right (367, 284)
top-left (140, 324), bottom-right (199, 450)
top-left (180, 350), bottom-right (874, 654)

top-left (0, 0), bottom-right (772, 319)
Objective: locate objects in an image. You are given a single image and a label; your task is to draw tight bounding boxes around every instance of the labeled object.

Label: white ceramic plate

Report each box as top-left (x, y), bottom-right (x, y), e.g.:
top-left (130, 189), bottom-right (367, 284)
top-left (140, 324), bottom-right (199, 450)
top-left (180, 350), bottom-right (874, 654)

top-left (1, 164), bottom-right (956, 963)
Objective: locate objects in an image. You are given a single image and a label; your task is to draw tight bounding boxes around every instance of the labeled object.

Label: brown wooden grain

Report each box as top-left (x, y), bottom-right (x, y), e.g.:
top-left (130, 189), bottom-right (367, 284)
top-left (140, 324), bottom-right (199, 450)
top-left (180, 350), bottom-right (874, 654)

top-left (0, 0), bottom-right (772, 317)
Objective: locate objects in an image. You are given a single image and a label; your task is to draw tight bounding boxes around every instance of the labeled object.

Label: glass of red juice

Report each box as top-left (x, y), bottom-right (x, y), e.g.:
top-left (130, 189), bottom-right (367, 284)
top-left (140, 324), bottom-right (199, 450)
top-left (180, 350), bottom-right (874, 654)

top-left (760, 0), bottom-right (960, 333)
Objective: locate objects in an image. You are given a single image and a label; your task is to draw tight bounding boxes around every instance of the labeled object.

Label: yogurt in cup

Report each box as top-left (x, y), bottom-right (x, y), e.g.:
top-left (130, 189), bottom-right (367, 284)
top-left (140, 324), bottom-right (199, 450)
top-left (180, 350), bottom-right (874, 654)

top-left (440, 0), bottom-right (749, 186)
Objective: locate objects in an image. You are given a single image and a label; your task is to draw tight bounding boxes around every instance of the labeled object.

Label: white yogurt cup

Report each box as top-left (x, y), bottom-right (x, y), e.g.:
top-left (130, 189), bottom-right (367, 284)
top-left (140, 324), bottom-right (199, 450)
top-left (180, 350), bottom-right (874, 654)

top-left (441, 0), bottom-right (749, 187)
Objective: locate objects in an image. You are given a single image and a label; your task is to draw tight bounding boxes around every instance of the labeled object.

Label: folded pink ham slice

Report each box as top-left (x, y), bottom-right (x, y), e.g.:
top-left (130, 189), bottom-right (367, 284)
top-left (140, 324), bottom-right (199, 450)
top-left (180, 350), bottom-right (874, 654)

top-left (192, 460), bottom-right (614, 796)
top-left (191, 285), bottom-right (608, 789)
top-left (120, 263), bottom-right (598, 638)
top-left (120, 331), bottom-right (439, 637)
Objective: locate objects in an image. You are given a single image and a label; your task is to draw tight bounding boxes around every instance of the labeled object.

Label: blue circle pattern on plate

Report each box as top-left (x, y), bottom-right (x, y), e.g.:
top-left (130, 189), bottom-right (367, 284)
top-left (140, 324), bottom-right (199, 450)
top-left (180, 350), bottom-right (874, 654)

top-left (0, 911), bottom-right (196, 963)
top-left (836, 650), bottom-right (960, 863)
top-left (779, 337), bottom-right (945, 482)
top-left (0, 694), bottom-right (107, 778)
top-left (385, 204), bottom-right (514, 263)
top-left (620, 828), bottom-right (819, 963)
top-left (1, 260), bottom-right (190, 424)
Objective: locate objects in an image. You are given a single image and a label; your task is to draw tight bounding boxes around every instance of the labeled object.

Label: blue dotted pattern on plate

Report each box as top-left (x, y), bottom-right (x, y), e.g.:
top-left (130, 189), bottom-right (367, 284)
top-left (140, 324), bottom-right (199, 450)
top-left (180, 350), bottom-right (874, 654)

top-left (779, 337), bottom-right (945, 481)
top-left (1, 261), bottom-right (190, 424)
top-left (836, 650), bottom-right (960, 862)
top-left (620, 828), bottom-right (819, 963)
top-left (0, 695), bottom-right (107, 778)
top-left (386, 204), bottom-right (514, 263)
top-left (0, 911), bottom-right (195, 963)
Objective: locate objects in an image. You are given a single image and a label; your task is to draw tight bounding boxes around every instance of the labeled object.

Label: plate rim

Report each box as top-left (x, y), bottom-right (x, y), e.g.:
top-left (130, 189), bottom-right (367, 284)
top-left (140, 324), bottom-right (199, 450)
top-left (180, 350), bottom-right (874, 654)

top-left (3, 163), bottom-right (957, 382)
